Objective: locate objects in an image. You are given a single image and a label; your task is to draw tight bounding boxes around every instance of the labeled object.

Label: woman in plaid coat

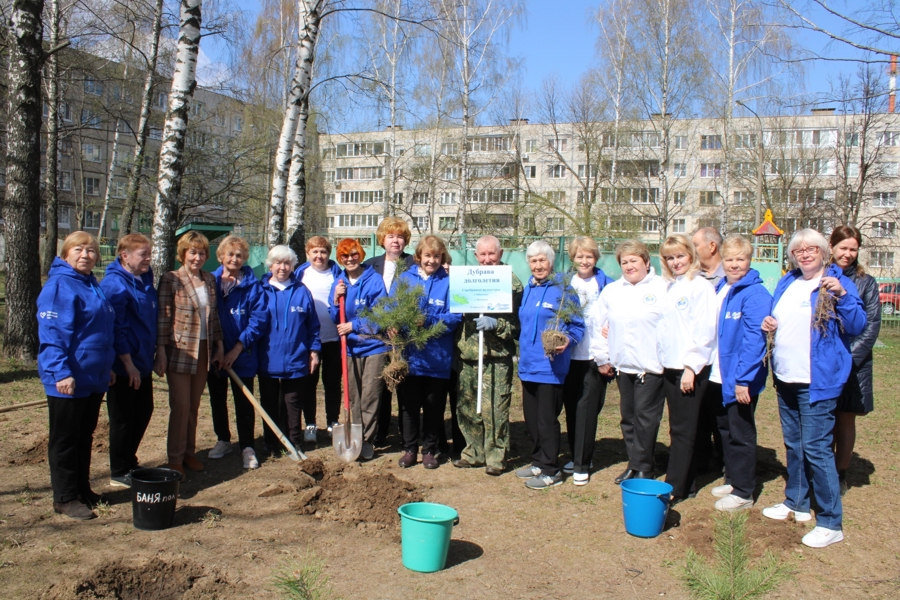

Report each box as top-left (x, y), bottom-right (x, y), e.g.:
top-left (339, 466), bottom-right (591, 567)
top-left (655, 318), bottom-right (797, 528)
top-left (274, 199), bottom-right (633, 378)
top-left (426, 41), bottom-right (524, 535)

top-left (155, 232), bottom-right (224, 479)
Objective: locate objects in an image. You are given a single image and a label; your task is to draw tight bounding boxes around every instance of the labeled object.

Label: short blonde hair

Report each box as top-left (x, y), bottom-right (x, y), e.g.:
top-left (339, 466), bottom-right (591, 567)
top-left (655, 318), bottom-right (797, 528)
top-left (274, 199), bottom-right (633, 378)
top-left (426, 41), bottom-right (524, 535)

top-left (659, 234), bottom-right (701, 280)
top-left (721, 234), bottom-right (753, 259)
top-left (615, 239), bottom-right (650, 266)
top-left (176, 231), bottom-right (210, 263)
top-left (116, 233), bottom-right (151, 257)
top-left (306, 235), bottom-right (332, 255)
top-left (61, 231), bottom-right (100, 259)
top-left (568, 236), bottom-right (600, 261)
top-left (786, 228), bottom-right (830, 268)
top-left (414, 235), bottom-right (451, 266)
top-left (266, 244), bottom-right (298, 269)
top-left (216, 235), bottom-right (250, 262)
top-left (375, 217), bottom-right (411, 246)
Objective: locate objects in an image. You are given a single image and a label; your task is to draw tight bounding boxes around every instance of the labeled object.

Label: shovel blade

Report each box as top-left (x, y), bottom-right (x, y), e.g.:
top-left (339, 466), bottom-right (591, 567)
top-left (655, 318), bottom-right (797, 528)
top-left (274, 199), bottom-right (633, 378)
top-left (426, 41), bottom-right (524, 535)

top-left (332, 424), bottom-right (363, 463)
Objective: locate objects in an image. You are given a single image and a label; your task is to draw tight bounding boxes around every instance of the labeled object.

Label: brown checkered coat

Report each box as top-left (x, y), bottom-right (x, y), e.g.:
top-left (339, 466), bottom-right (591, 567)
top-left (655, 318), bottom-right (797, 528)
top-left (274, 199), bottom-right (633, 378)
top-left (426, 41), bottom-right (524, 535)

top-left (157, 266), bottom-right (223, 374)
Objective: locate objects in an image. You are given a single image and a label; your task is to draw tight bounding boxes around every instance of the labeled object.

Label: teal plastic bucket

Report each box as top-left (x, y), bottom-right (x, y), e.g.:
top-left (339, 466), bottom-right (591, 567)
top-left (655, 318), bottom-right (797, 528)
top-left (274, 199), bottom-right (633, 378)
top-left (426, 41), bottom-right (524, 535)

top-left (398, 502), bottom-right (459, 572)
top-left (620, 479), bottom-right (673, 538)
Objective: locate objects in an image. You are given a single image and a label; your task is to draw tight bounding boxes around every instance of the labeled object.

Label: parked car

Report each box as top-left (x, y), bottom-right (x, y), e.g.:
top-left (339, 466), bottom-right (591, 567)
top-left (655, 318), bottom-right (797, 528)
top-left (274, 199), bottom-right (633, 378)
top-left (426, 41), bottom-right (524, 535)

top-left (880, 282), bottom-right (900, 315)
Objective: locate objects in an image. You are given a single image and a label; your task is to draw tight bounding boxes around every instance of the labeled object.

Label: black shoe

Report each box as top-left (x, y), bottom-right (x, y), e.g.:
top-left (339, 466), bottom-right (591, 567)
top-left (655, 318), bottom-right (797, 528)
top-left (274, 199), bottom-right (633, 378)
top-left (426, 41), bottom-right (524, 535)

top-left (79, 490), bottom-right (105, 506)
top-left (485, 466), bottom-right (503, 476)
top-left (398, 451), bottom-right (417, 468)
top-left (54, 500), bottom-right (96, 520)
top-left (452, 458), bottom-right (479, 468)
top-left (422, 453), bottom-right (439, 469)
top-left (634, 471), bottom-right (655, 479)
top-left (615, 469), bottom-right (635, 485)
top-left (373, 438), bottom-right (388, 447)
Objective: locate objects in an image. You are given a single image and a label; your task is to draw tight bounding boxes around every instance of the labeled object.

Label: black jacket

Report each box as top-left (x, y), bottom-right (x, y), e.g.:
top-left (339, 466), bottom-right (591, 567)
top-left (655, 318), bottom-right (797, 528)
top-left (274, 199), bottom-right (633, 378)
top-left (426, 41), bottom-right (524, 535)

top-left (363, 252), bottom-right (416, 276)
top-left (841, 264), bottom-right (881, 411)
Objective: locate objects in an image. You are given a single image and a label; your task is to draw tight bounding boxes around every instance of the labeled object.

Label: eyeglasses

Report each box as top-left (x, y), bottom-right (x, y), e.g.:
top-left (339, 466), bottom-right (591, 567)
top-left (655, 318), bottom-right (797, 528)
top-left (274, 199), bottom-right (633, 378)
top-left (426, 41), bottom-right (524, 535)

top-left (339, 252), bottom-right (360, 260)
top-left (791, 246), bottom-right (820, 258)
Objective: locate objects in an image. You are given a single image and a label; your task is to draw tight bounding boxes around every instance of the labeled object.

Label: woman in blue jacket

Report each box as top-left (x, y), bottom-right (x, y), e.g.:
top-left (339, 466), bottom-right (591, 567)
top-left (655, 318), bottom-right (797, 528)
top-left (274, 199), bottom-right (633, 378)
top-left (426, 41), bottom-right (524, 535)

top-left (38, 232), bottom-right (116, 521)
top-left (761, 228), bottom-right (866, 549)
top-left (706, 235), bottom-right (771, 512)
top-left (258, 245), bottom-right (321, 458)
top-left (100, 234), bottom-right (157, 489)
top-left (329, 238), bottom-right (389, 461)
top-left (206, 235), bottom-right (268, 470)
top-left (515, 240), bottom-right (585, 490)
top-left (394, 236), bottom-right (462, 470)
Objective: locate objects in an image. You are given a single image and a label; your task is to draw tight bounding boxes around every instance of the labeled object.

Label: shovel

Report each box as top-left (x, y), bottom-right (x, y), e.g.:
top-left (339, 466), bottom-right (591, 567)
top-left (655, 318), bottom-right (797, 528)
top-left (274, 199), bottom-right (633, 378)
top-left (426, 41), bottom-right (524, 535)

top-left (333, 295), bottom-right (363, 463)
top-left (226, 367), bottom-right (305, 461)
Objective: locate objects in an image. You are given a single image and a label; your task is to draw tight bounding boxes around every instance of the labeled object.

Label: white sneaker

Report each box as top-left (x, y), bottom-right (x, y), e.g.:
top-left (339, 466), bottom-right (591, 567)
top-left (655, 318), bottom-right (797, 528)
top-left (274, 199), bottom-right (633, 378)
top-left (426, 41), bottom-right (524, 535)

top-left (208, 440), bottom-right (232, 459)
top-left (762, 502), bottom-right (812, 522)
top-left (563, 460), bottom-right (593, 475)
top-left (714, 494), bottom-right (753, 512)
top-left (242, 448), bottom-right (259, 469)
top-left (802, 526), bottom-right (844, 548)
top-left (573, 472), bottom-right (590, 486)
top-left (711, 484), bottom-right (733, 498)
top-left (304, 425), bottom-right (317, 443)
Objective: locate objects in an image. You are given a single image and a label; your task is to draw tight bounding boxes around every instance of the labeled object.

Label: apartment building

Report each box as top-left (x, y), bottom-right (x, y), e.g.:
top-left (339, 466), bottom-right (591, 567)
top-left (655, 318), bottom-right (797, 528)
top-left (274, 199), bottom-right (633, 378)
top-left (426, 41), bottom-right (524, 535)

top-left (317, 110), bottom-right (900, 275)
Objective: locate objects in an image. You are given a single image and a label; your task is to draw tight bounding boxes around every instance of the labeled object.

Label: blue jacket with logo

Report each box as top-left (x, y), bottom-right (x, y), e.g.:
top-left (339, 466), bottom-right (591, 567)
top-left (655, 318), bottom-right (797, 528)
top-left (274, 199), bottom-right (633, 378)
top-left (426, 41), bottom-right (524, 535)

top-left (295, 259), bottom-right (342, 280)
top-left (328, 265), bottom-right (388, 357)
top-left (518, 273), bottom-right (586, 385)
top-left (38, 257), bottom-right (116, 397)
top-left (213, 265), bottom-right (267, 378)
top-left (393, 267), bottom-right (462, 379)
top-left (258, 274), bottom-right (321, 378)
top-left (771, 263), bottom-right (867, 402)
top-left (100, 259), bottom-right (158, 378)
top-left (714, 269), bottom-right (772, 405)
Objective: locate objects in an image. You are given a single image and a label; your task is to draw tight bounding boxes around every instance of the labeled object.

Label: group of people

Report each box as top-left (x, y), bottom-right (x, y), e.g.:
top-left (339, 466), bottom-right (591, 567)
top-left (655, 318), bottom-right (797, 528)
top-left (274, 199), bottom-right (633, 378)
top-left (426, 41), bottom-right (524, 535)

top-left (36, 220), bottom-right (879, 550)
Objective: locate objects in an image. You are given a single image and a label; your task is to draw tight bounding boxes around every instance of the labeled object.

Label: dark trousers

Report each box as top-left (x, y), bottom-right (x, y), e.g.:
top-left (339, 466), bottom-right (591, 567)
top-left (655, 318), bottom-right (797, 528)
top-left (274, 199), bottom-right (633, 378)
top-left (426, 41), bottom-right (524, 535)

top-left (618, 372), bottom-right (665, 473)
top-left (441, 368), bottom-right (465, 455)
top-left (207, 370), bottom-right (256, 450)
top-left (522, 380), bottom-right (564, 476)
top-left (258, 376), bottom-right (302, 450)
top-left (305, 340), bottom-right (342, 426)
top-left (107, 375), bottom-right (154, 477)
top-left (48, 393), bottom-right (103, 503)
top-left (695, 378), bottom-right (725, 472)
top-left (375, 386), bottom-right (396, 441)
top-left (662, 367), bottom-right (709, 498)
top-left (710, 382), bottom-right (759, 500)
top-left (398, 375), bottom-right (449, 454)
top-left (563, 360), bottom-right (608, 472)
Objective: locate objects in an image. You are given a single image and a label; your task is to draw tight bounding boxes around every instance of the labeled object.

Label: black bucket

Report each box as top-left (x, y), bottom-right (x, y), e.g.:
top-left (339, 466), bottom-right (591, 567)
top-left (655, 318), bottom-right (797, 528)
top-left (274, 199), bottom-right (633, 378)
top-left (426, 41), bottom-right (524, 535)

top-left (130, 467), bottom-right (181, 531)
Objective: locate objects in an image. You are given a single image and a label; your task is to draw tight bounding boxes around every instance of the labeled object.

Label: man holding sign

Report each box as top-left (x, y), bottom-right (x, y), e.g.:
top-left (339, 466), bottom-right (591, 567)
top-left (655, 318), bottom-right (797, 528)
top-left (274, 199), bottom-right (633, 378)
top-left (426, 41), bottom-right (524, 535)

top-left (450, 236), bottom-right (523, 475)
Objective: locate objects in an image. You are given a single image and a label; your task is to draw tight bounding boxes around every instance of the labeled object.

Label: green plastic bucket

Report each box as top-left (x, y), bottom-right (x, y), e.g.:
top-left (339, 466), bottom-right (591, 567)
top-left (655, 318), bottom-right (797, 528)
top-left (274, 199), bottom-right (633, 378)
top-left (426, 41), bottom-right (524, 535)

top-left (398, 502), bottom-right (459, 572)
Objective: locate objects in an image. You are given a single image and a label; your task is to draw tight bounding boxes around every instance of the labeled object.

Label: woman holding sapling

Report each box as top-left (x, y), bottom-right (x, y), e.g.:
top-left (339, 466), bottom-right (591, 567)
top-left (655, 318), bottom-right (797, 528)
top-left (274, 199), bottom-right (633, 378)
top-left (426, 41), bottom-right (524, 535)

top-left (829, 226), bottom-right (881, 497)
top-left (394, 236), bottom-right (461, 470)
top-left (590, 239), bottom-right (668, 485)
top-left (656, 234), bottom-right (717, 503)
top-left (561, 236), bottom-right (614, 485)
top-left (707, 235), bottom-right (771, 513)
top-left (329, 238), bottom-right (389, 461)
top-left (515, 240), bottom-right (585, 490)
top-left (761, 228), bottom-right (865, 549)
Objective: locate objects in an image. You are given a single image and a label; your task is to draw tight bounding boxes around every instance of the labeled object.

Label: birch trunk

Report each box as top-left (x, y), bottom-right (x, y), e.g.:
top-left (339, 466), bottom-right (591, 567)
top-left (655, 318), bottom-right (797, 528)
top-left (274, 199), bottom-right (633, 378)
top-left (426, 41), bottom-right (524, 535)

top-left (150, 0), bottom-right (202, 278)
top-left (98, 118), bottom-right (121, 237)
top-left (285, 97), bottom-right (309, 258)
top-left (268, 0), bottom-right (321, 246)
top-left (40, 0), bottom-right (61, 275)
top-left (121, 0), bottom-right (165, 235)
top-left (4, 0), bottom-right (45, 360)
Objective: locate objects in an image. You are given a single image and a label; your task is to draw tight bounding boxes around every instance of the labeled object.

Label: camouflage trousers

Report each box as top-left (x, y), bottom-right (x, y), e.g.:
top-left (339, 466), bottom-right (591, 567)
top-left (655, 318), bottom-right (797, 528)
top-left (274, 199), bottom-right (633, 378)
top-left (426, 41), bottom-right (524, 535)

top-left (457, 358), bottom-right (512, 470)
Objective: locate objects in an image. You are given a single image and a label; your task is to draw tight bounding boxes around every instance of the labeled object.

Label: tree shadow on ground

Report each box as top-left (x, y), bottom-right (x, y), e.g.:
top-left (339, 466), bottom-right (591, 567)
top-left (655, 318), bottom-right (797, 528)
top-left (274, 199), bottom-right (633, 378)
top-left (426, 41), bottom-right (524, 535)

top-left (174, 504), bottom-right (222, 527)
top-left (444, 539), bottom-right (484, 569)
top-left (176, 440), bottom-right (268, 501)
top-left (0, 367), bottom-right (40, 384)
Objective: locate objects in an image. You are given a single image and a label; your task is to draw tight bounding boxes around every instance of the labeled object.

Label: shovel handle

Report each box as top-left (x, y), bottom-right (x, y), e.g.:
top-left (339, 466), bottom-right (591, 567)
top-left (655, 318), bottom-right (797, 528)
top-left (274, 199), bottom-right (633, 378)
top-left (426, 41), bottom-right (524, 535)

top-left (339, 296), bottom-right (350, 413)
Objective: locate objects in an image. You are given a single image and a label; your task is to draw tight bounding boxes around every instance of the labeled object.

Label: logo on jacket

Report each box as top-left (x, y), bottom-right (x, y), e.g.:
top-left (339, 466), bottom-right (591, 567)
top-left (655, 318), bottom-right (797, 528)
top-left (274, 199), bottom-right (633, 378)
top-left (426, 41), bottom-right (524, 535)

top-left (676, 296), bottom-right (688, 310)
top-left (541, 301), bottom-right (555, 309)
top-left (429, 299), bottom-right (445, 307)
top-left (725, 311), bottom-right (742, 320)
top-left (643, 294), bottom-right (657, 305)
top-left (39, 311), bottom-right (58, 319)
top-left (291, 306), bottom-right (307, 313)
top-left (230, 308), bottom-right (246, 316)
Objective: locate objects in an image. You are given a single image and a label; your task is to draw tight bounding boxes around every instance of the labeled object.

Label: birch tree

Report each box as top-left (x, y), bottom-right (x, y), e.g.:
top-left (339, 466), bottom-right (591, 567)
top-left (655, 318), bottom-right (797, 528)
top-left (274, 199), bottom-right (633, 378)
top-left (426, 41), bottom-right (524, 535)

top-left (41, 0), bottom-right (63, 275)
top-left (150, 0), bottom-right (202, 277)
top-left (4, 0), bottom-right (46, 360)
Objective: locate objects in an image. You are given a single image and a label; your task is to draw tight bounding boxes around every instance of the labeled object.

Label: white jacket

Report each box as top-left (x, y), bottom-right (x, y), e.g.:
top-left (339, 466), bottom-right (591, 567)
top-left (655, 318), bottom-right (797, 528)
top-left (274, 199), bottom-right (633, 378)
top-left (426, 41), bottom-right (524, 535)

top-left (657, 274), bottom-right (717, 373)
top-left (590, 267), bottom-right (668, 375)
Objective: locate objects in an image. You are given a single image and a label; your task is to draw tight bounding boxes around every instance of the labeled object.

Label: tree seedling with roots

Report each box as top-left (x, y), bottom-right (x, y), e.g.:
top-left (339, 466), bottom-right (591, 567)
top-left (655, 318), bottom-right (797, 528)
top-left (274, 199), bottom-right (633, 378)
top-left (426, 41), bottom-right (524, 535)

top-left (358, 260), bottom-right (447, 391)
top-left (813, 283), bottom-right (844, 336)
top-left (540, 275), bottom-right (583, 358)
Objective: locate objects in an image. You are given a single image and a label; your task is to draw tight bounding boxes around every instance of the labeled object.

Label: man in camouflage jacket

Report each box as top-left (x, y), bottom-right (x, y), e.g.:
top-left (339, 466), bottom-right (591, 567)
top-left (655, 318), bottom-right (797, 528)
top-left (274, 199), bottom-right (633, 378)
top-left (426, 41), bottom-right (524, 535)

top-left (452, 236), bottom-right (523, 475)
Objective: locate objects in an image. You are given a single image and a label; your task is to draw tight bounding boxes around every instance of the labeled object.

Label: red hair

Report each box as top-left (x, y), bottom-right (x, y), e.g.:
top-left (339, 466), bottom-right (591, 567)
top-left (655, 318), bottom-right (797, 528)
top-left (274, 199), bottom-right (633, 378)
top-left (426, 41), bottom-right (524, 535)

top-left (335, 238), bottom-right (366, 266)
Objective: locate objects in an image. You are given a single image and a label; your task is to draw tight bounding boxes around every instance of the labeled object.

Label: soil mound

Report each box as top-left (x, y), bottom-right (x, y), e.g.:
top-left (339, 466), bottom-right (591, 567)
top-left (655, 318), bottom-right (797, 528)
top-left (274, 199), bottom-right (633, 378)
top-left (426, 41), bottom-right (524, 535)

top-left (42, 555), bottom-right (247, 600)
top-left (91, 420), bottom-right (110, 453)
top-left (291, 463), bottom-right (424, 528)
top-left (13, 435), bottom-right (49, 465)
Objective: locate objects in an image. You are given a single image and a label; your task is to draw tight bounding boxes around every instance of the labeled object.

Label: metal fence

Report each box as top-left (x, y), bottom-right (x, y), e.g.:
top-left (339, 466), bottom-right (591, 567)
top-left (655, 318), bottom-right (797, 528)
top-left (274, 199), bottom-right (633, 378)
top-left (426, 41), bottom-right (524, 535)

top-left (877, 278), bottom-right (900, 329)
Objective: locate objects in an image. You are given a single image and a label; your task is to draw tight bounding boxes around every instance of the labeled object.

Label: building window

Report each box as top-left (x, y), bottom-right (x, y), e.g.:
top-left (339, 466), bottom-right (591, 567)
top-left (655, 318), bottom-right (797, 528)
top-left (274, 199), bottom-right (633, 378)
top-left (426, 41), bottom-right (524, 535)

top-left (844, 132), bottom-right (859, 147)
top-left (324, 194), bottom-right (335, 205)
top-left (413, 216), bottom-right (429, 230)
top-left (81, 109), bottom-right (102, 129)
top-left (673, 163), bottom-right (687, 177)
top-left (465, 213), bottom-right (514, 229)
top-left (322, 147), bottom-right (336, 160)
top-left (525, 139), bottom-right (537, 153)
top-left (672, 218), bottom-right (686, 233)
top-left (338, 190), bottom-right (384, 204)
top-left (330, 214), bottom-right (381, 228)
top-left (880, 162), bottom-right (899, 177)
top-left (734, 191), bottom-right (755, 205)
top-left (880, 131), bottom-right (900, 147)
top-left (875, 191), bottom-right (898, 207)
top-left (440, 192), bottom-right (457, 205)
top-left (443, 167), bottom-right (458, 180)
top-left (149, 127), bottom-right (163, 140)
top-left (412, 192), bottom-right (429, 205)
top-left (521, 216), bottom-right (536, 232)
top-left (701, 135), bottom-right (722, 150)
top-left (335, 166), bottom-right (384, 181)
top-left (734, 133), bottom-right (757, 149)
top-left (190, 102), bottom-right (205, 117)
top-left (414, 143), bottom-right (431, 157)
top-left (84, 77), bottom-right (103, 96)
top-left (700, 163), bottom-right (722, 178)
top-left (547, 137), bottom-right (567, 152)
top-left (111, 179), bottom-right (127, 198)
top-left (641, 217), bottom-right (659, 232)
top-left (546, 217), bottom-right (565, 231)
top-left (83, 177), bottom-right (101, 196)
top-left (336, 142), bottom-right (386, 157)
top-left (439, 216), bottom-right (457, 230)
top-left (733, 161), bottom-right (757, 176)
top-left (548, 164), bottom-right (566, 178)
top-left (440, 141), bottom-right (458, 155)
top-left (674, 135), bottom-right (688, 149)
top-left (59, 171), bottom-right (73, 191)
top-left (84, 210), bottom-right (101, 229)
top-left (467, 136), bottom-right (510, 152)
top-left (577, 190), bottom-right (597, 204)
top-left (324, 171), bottom-right (334, 183)
top-left (870, 251), bottom-right (894, 268)
top-left (59, 102), bottom-right (72, 122)
top-left (545, 190), bottom-right (566, 202)
top-left (58, 206), bottom-right (71, 227)
top-left (392, 192), bottom-right (403, 205)
top-left (155, 92), bottom-right (168, 109)
top-left (233, 116), bottom-right (243, 132)
top-left (214, 113), bottom-right (226, 127)
top-left (82, 143), bottom-right (102, 162)
top-left (699, 191), bottom-right (721, 206)
top-left (469, 188), bottom-right (514, 203)
top-left (872, 221), bottom-right (896, 238)
top-left (673, 191), bottom-right (686, 206)
top-left (524, 165), bottom-right (536, 179)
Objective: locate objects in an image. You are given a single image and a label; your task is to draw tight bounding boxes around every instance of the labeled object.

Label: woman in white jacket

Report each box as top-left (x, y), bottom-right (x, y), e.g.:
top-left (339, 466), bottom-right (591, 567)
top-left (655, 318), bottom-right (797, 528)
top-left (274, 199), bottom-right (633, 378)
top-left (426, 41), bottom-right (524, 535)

top-left (590, 240), bottom-right (669, 484)
top-left (657, 235), bottom-right (717, 502)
